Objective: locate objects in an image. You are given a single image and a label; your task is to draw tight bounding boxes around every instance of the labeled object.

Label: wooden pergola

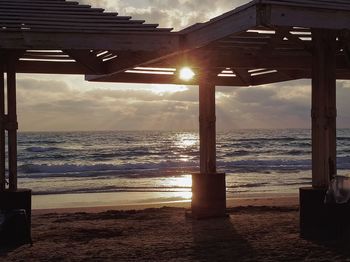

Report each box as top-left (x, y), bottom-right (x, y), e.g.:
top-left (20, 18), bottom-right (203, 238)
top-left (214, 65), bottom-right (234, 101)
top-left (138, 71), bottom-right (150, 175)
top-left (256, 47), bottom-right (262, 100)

top-left (1, 0), bottom-right (350, 240)
top-left (87, 0), bottom-right (350, 236)
top-left (0, 0), bottom-right (181, 239)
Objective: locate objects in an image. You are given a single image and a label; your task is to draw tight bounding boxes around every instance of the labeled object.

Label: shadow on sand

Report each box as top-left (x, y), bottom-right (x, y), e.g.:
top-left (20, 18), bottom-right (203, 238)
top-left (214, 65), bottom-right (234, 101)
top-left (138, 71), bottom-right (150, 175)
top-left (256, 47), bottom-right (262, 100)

top-left (189, 215), bottom-right (254, 261)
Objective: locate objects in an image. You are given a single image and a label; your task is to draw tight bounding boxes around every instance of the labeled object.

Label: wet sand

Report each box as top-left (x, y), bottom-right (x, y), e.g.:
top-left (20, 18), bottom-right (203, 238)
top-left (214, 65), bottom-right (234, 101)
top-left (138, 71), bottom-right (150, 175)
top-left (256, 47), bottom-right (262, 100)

top-left (1, 196), bottom-right (350, 261)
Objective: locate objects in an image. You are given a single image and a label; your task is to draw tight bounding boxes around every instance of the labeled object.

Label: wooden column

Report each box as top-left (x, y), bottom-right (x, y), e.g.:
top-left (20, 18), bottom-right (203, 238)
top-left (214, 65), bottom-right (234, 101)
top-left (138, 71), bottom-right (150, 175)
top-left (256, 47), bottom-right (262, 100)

top-left (191, 69), bottom-right (226, 218)
top-left (0, 66), bottom-right (5, 191)
top-left (7, 58), bottom-right (18, 191)
top-left (311, 30), bottom-right (337, 189)
top-left (199, 72), bottom-right (216, 174)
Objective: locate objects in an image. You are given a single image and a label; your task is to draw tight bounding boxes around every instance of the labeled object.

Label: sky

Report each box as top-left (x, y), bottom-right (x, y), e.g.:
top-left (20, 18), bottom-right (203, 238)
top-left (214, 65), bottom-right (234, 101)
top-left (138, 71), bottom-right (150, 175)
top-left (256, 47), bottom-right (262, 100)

top-left (16, 0), bottom-right (350, 131)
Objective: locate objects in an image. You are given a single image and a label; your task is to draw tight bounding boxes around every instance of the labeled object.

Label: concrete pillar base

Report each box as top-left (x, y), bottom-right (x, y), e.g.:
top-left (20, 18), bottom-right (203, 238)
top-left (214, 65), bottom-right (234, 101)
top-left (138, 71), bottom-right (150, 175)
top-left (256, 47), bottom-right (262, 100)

top-left (190, 173), bottom-right (227, 219)
top-left (0, 189), bottom-right (32, 244)
top-left (300, 187), bottom-right (350, 240)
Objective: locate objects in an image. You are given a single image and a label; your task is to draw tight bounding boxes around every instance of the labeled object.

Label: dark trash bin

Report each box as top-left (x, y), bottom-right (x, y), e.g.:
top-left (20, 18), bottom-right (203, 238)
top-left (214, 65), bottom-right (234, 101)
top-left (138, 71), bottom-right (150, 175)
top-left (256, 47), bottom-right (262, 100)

top-left (0, 209), bottom-right (32, 246)
top-left (300, 185), bottom-right (350, 240)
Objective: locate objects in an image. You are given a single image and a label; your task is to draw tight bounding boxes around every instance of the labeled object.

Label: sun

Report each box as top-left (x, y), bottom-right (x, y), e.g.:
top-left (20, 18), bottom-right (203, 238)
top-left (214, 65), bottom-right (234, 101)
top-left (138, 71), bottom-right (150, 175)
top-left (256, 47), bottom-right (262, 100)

top-left (179, 67), bottom-right (195, 81)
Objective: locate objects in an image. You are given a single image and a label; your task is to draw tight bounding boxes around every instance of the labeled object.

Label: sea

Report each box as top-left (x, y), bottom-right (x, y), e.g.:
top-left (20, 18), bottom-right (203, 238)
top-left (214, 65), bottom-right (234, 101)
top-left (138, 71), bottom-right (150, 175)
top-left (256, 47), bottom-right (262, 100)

top-left (12, 129), bottom-right (350, 208)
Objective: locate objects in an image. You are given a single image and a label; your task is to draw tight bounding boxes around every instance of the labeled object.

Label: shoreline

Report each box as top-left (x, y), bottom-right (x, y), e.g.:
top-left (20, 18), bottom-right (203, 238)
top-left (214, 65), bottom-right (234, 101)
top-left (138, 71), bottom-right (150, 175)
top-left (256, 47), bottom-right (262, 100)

top-left (33, 192), bottom-right (299, 214)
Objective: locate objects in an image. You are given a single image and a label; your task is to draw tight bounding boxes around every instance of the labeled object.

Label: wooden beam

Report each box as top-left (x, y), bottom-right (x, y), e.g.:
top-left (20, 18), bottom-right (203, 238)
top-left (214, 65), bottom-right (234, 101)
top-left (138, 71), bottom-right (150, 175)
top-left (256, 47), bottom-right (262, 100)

top-left (6, 56), bottom-right (18, 191)
top-left (0, 66), bottom-right (4, 191)
top-left (106, 51), bottom-right (161, 73)
top-left (234, 69), bottom-right (252, 85)
top-left (16, 60), bottom-right (87, 74)
top-left (146, 50), bottom-right (349, 70)
top-left (199, 71), bottom-right (217, 174)
top-left (64, 50), bottom-right (106, 74)
top-left (183, 5), bottom-right (257, 49)
top-left (267, 4), bottom-right (350, 30)
top-left (311, 30), bottom-right (337, 189)
top-left (250, 70), bottom-right (305, 85)
top-left (0, 31), bottom-right (180, 52)
top-left (86, 71), bottom-right (250, 86)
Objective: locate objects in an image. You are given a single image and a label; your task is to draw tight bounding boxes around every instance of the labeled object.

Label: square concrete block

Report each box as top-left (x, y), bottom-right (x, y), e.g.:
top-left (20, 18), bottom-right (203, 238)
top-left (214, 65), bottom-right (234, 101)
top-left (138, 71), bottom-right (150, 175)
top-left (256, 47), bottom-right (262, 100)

top-left (191, 173), bottom-right (226, 219)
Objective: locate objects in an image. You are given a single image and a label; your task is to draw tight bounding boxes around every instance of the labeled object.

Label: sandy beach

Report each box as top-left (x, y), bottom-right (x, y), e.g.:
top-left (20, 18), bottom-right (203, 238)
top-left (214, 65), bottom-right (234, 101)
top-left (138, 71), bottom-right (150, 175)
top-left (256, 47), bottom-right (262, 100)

top-left (1, 195), bottom-right (350, 261)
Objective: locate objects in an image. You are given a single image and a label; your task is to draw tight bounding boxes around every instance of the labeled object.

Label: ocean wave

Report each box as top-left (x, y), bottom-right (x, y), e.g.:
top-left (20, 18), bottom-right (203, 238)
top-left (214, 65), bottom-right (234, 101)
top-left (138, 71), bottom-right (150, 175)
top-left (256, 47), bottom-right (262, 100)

top-left (224, 150), bottom-right (250, 157)
top-left (285, 149), bottom-right (310, 155)
top-left (20, 163), bottom-right (130, 174)
top-left (219, 159), bottom-right (311, 172)
top-left (31, 185), bottom-right (191, 195)
top-left (227, 182), bottom-right (268, 188)
top-left (19, 154), bottom-right (350, 178)
top-left (25, 146), bottom-right (60, 153)
top-left (19, 161), bottom-right (198, 175)
top-left (231, 137), bottom-right (305, 142)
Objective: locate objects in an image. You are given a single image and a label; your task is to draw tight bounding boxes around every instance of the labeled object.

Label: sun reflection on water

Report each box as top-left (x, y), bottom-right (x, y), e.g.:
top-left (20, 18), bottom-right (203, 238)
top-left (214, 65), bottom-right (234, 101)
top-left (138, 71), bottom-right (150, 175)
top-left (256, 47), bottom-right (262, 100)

top-left (162, 175), bottom-right (192, 200)
top-left (174, 133), bottom-right (198, 149)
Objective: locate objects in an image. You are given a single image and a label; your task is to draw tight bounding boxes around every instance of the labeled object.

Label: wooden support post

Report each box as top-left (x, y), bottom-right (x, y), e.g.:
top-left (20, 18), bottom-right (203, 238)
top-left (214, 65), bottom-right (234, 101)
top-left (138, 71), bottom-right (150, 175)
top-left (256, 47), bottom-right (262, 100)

top-left (191, 69), bottom-right (226, 218)
top-left (311, 30), bottom-right (337, 189)
top-left (7, 59), bottom-right (18, 191)
top-left (199, 72), bottom-right (216, 174)
top-left (0, 66), bottom-right (5, 191)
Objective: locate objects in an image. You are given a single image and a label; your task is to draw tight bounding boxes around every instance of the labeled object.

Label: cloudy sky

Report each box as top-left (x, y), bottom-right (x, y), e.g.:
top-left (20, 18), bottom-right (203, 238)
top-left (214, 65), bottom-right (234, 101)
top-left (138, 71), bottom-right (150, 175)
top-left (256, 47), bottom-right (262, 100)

top-left (16, 0), bottom-right (350, 131)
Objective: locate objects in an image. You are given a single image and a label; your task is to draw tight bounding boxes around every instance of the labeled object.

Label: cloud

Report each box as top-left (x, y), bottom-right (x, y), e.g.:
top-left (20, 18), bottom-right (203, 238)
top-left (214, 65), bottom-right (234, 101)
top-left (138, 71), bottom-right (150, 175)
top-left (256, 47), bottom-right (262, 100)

top-left (81, 0), bottom-right (250, 30)
top-left (16, 76), bottom-right (199, 131)
top-left (15, 75), bottom-right (350, 131)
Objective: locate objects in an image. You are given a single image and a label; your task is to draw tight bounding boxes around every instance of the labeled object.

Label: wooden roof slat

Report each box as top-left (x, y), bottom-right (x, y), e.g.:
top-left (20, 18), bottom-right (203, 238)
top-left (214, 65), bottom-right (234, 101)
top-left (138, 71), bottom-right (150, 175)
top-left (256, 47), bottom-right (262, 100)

top-left (0, 16), bottom-right (144, 24)
top-left (0, 11), bottom-right (129, 19)
top-left (25, 51), bottom-right (66, 56)
top-left (0, 28), bottom-right (172, 34)
top-left (0, 2), bottom-right (81, 7)
top-left (0, 0), bottom-right (173, 38)
top-left (22, 55), bottom-right (72, 61)
top-left (0, 8), bottom-right (111, 16)
top-left (0, 1), bottom-right (104, 11)
top-left (0, 22), bottom-right (160, 30)
top-left (0, 6), bottom-right (106, 13)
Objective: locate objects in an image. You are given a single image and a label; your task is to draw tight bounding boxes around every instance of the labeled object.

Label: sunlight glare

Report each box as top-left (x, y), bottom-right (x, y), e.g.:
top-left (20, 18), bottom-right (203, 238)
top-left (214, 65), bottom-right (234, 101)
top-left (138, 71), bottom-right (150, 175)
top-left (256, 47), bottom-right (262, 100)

top-left (175, 133), bottom-right (198, 149)
top-left (179, 67), bottom-right (195, 81)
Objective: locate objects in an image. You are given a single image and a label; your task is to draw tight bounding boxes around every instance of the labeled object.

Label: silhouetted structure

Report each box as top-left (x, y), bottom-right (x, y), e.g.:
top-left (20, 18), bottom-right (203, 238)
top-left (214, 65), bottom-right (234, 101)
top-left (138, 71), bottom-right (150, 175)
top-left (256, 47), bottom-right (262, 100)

top-left (0, 0), bottom-right (177, 243)
top-left (88, 0), bottom-right (350, 234)
top-left (1, 0), bottom-right (350, 240)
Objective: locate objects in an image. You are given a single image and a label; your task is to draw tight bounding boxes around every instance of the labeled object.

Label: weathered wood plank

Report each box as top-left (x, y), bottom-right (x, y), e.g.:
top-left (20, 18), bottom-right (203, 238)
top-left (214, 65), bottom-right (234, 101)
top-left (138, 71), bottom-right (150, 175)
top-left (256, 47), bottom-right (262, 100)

top-left (64, 50), bottom-right (106, 74)
top-left (0, 27), bottom-right (170, 33)
top-left (261, 0), bottom-right (350, 11)
top-left (0, 66), bottom-right (4, 191)
top-left (199, 71), bottom-right (216, 174)
top-left (0, 14), bottom-right (134, 23)
top-left (266, 5), bottom-right (350, 30)
top-left (0, 11), bottom-right (125, 19)
top-left (311, 30), bottom-right (337, 189)
top-left (86, 71), bottom-right (248, 86)
top-left (0, 32), bottom-right (180, 52)
top-left (6, 57), bottom-right (17, 191)
top-left (184, 5), bottom-right (257, 49)
top-left (17, 61), bottom-right (87, 74)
